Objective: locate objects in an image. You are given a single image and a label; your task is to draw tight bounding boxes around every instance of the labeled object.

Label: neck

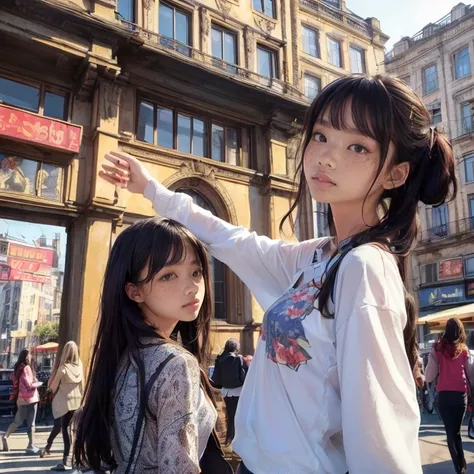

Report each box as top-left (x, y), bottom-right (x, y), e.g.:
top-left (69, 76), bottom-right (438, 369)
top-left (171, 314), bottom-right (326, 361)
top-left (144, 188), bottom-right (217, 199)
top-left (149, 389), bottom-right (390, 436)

top-left (331, 200), bottom-right (379, 243)
top-left (140, 304), bottom-right (177, 338)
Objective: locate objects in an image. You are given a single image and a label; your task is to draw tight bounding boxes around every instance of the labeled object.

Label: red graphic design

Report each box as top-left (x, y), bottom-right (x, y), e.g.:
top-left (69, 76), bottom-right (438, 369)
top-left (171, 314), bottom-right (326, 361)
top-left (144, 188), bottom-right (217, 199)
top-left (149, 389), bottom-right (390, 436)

top-left (8, 243), bottom-right (54, 266)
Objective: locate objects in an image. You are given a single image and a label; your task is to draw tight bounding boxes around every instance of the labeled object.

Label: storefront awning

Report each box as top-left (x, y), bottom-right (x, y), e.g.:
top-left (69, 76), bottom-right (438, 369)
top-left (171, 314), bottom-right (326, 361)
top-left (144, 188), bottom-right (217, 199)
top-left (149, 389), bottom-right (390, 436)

top-left (32, 342), bottom-right (58, 352)
top-left (417, 303), bottom-right (474, 326)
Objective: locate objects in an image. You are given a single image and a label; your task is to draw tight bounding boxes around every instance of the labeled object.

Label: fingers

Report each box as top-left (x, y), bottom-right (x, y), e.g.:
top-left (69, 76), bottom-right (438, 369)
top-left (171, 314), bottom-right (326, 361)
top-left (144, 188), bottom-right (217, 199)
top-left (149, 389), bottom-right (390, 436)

top-left (105, 151), bottom-right (136, 169)
top-left (102, 164), bottom-right (129, 178)
top-left (99, 170), bottom-right (129, 188)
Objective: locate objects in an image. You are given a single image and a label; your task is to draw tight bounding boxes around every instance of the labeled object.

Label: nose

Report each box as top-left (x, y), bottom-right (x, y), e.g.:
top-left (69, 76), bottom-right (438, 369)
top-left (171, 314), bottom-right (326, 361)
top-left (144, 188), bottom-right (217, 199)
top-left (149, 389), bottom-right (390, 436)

top-left (184, 276), bottom-right (199, 295)
top-left (318, 148), bottom-right (336, 169)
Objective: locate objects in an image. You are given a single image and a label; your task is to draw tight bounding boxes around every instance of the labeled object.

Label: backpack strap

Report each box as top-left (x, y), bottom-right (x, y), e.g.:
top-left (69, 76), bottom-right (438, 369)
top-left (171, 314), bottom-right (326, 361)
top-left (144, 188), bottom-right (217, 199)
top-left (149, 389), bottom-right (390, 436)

top-left (124, 353), bottom-right (176, 474)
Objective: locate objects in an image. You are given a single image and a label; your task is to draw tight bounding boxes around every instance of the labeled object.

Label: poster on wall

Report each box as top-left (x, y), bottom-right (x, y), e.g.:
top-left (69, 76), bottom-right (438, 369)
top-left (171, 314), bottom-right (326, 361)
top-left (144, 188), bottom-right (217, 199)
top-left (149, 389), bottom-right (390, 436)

top-left (466, 280), bottom-right (474, 298)
top-left (438, 258), bottom-right (464, 280)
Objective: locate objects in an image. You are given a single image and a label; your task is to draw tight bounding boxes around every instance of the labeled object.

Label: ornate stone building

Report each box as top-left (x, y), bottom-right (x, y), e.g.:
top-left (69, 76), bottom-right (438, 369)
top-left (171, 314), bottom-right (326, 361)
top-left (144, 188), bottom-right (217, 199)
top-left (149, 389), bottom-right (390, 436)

top-left (0, 0), bottom-right (386, 364)
top-left (385, 4), bottom-right (474, 346)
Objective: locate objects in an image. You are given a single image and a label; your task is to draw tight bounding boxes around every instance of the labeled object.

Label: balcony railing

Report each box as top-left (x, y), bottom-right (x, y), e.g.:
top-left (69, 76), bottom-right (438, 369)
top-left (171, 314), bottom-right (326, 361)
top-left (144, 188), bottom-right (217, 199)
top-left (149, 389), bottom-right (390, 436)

top-left (420, 218), bottom-right (474, 243)
top-left (118, 19), bottom-right (307, 103)
top-left (299, 0), bottom-right (371, 37)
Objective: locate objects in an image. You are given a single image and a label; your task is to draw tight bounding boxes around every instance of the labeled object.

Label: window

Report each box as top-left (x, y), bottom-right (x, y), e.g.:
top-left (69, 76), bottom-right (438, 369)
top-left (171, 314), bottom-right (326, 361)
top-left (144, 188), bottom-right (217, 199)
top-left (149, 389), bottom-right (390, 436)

top-left (253, 0), bottom-right (276, 19)
top-left (302, 26), bottom-right (319, 58)
top-left (322, 0), bottom-right (340, 7)
top-left (428, 102), bottom-right (442, 125)
top-left (212, 124), bottom-right (239, 165)
top-left (350, 46), bottom-right (365, 73)
top-left (430, 204), bottom-right (448, 238)
top-left (465, 154), bottom-right (474, 183)
top-left (136, 100), bottom-right (242, 164)
top-left (211, 26), bottom-right (237, 72)
top-left (178, 189), bottom-right (227, 320)
top-left (159, 3), bottom-right (190, 55)
top-left (177, 115), bottom-right (206, 157)
top-left (420, 263), bottom-right (438, 285)
top-left (462, 103), bottom-right (473, 134)
top-left (0, 242), bottom-right (7, 255)
top-left (0, 152), bottom-right (63, 201)
top-left (117, 0), bottom-right (134, 21)
top-left (304, 74), bottom-right (321, 100)
top-left (257, 46), bottom-right (278, 79)
top-left (0, 76), bottom-right (67, 120)
top-left (466, 256), bottom-right (474, 277)
top-left (454, 47), bottom-right (471, 80)
top-left (327, 37), bottom-right (342, 68)
top-left (469, 194), bottom-right (474, 229)
top-left (423, 65), bottom-right (438, 95)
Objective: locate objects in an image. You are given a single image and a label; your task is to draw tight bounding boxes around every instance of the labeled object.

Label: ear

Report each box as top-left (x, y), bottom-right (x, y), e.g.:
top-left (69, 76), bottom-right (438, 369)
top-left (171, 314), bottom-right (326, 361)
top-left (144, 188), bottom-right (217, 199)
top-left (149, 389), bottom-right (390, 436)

top-left (383, 162), bottom-right (410, 190)
top-left (125, 282), bottom-right (144, 303)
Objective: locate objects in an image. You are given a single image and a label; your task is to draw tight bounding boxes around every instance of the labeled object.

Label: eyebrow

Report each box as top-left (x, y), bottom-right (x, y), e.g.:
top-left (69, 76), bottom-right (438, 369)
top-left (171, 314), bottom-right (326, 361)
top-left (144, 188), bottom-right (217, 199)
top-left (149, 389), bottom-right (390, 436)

top-left (163, 258), bottom-right (201, 268)
top-left (315, 118), bottom-right (369, 138)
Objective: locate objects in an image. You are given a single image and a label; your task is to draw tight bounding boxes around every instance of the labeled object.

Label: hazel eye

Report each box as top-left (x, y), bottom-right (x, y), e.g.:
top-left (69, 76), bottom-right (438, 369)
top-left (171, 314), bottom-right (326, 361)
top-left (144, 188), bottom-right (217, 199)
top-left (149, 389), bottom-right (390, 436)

top-left (349, 144), bottom-right (368, 154)
top-left (313, 132), bottom-right (327, 143)
top-left (193, 269), bottom-right (203, 278)
top-left (160, 273), bottom-right (176, 281)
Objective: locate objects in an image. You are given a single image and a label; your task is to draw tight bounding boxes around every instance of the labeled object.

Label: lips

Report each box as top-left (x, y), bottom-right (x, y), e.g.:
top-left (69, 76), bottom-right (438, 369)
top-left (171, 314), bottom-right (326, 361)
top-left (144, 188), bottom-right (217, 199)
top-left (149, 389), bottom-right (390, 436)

top-left (312, 172), bottom-right (336, 185)
top-left (183, 299), bottom-right (200, 308)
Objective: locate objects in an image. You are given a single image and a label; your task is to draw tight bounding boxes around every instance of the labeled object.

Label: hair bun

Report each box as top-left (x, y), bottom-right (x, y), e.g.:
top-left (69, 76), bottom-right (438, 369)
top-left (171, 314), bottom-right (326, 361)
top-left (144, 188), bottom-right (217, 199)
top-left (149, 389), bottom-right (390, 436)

top-left (419, 129), bottom-right (456, 206)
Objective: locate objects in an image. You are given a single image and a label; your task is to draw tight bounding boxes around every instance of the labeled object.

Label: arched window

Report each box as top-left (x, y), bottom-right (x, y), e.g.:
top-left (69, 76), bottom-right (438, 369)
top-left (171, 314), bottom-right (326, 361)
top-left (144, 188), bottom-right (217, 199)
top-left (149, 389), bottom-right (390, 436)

top-left (177, 188), bottom-right (227, 321)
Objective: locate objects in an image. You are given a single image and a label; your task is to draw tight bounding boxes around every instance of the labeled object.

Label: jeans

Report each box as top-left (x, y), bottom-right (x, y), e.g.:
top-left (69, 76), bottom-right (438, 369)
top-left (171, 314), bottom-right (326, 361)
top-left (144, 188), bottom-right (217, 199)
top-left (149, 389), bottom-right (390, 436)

top-left (61, 410), bottom-right (76, 464)
top-left (46, 417), bottom-right (62, 449)
top-left (437, 391), bottom-right (467, 474)
top-left (223, 396), bottom-right (239, 446)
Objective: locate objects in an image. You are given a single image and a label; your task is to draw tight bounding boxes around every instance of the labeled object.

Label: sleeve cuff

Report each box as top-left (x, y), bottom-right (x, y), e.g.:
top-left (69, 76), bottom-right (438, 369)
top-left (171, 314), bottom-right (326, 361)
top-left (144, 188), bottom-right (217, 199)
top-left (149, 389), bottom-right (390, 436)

top-left (144, 179), bottom-right (175, 202)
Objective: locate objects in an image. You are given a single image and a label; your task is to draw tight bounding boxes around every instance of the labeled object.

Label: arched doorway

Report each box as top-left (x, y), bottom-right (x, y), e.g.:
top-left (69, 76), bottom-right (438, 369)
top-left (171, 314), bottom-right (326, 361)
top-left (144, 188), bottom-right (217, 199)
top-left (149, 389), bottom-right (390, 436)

top-left (176, 188), bottom-right (227, 321)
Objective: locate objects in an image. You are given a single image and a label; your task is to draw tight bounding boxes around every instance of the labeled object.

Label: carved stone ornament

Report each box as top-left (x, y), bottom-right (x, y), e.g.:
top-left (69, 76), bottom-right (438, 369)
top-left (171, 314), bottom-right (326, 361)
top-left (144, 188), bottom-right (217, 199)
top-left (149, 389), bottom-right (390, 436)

top-left (216, 0), bottom-right (232, 17)
top-left (201, 8), bottom-right (210, 37)
top-left (143, 0), bottom-right (153, 10)
top-left (245, 28), bottom-right (255, 55)
top-left (254, 15), bottom-right (276, 35)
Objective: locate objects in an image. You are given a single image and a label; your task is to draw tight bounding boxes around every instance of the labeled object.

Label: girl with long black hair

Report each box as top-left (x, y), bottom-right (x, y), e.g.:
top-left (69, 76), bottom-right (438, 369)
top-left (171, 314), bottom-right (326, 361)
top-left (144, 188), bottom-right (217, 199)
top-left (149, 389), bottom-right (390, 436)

top-left (101, 74), bottom-right (457, 473)
top-left (73, 218), bottom-right (232, 473)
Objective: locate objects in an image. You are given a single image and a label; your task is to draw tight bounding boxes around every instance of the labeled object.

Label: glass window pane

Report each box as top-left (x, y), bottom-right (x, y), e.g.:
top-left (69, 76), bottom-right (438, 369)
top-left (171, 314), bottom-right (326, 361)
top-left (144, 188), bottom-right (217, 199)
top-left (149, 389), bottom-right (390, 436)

top-left (462, 104), bottom-right (472, 133)
top-left (466, 257), bottom-right (474, 277)
top-left (212, 124), bottom-right (224, 162)
top-left (176, 11), bottom-right (189, 45)
top-left (350, 47), bottom-right (364, 74)
top-left (304, 75), bottom-right (321, 99)
top-left (44, 92), bottom-right (67, 120)
top-left (192, 119), bottom-right (206, 157)
top-left (466, 156), bottom-right (474, 182)
top-left (224, 32), bottom-right (236, 65)
top-left (424, 65), bottom-right (438, 94)
top-left (258, 48), bottom-right (275, 78)
top-left (117, 0), bottom-right (134, 21)
top-left (470, 197), bottom-right (474, 218)
top-left (253, 0), bottom-right (263, 13)
top-left (211, 28), bottom-right (222, 59)
top-left (137, 102), bottom-right (154, 144)
top-left (39, 163), bottom-right (61, 201)
top-left (0, 77), bottom-right (40, 113)
top-left (264, 0), bottom-right (275, 18)
top-left (157, 108), bottom-right (173, 149)
top-left (0, 154), bottom-right (38, 195)
top-left (178, 115), bottom-right (191, 153)
top-left (455, 48), bottom-right (471, 80)
top-left (159, 4), bottom-right (174, 39)
top-left (226, 127), bottom-right (238, 165)
top-left (303, 27), bottom-right (318, 57)
top-left (327, 38), bottom-right (341, 67)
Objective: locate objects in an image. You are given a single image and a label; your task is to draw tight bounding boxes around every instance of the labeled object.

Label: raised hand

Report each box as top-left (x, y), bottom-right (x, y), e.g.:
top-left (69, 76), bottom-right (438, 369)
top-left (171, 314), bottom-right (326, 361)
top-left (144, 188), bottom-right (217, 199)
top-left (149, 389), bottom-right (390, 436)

top-left (100, 151), bottom-right (152, 195)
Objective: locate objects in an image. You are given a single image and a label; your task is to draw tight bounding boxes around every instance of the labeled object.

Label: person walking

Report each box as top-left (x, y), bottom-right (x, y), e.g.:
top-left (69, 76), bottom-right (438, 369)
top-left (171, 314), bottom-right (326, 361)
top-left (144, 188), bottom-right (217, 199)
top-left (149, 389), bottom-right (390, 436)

top-left (40, 341), bottom-right (83, 471)
top-left (212, 338), bottom-right (248, 446)
top-left (426, 318), bottom-right (473, 474)
top-left (2, 349), bottom-right (43, 453)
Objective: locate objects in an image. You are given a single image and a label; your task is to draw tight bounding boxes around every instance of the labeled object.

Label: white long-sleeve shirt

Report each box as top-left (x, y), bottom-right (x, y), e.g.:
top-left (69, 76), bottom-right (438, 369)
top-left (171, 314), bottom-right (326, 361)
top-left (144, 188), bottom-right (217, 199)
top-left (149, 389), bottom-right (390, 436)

top-left (144, 179), bottom-right (422, 474)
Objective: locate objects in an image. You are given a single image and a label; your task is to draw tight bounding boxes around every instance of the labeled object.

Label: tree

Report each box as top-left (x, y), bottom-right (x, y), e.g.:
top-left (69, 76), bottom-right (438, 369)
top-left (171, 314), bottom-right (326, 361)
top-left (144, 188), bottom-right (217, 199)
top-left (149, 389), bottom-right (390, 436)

top-left (33, 322), bottom-right (59, 345)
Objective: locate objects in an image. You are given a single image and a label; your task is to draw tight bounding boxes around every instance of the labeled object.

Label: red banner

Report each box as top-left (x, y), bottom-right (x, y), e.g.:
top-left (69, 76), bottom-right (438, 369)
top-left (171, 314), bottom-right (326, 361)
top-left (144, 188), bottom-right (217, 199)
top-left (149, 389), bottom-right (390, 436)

top-left (7, 258), bottom-right (51, 276)
top-left (0, 263), bottom-right (10, 281)
top-left (10, 268), bottom-right (51, 285)
top-left (8, 243), bottom-right (54, 266)
top-left (439, 258), bottom-right (463, 280)
top-left (0, 104), bottom-right (82, 153)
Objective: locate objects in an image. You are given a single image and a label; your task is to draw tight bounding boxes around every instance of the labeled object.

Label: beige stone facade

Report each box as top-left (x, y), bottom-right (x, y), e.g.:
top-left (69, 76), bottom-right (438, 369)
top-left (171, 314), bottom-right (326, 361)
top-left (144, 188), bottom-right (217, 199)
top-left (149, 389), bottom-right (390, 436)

top-left (0, 0), bottom-right (386, 366)
top-left (385, 3), bottom-right (474, 346)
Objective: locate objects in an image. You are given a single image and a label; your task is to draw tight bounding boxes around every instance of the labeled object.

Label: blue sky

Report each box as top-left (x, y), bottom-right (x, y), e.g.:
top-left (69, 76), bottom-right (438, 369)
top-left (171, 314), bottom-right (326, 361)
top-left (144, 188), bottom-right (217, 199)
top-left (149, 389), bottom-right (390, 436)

top-left (0, 218), bottom-right (67, 270)
top-left (347, 0), bottom-right (462, 50)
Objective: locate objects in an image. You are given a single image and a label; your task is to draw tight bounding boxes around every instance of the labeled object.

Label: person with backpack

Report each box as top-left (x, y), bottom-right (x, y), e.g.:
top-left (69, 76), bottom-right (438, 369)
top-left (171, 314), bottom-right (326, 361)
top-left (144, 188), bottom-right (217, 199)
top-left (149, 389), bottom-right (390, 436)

top-left (212, 338), bottom-right (248, 446)
top-left (2, 349), bottom-right (43, 453)
top-left (73, 218), bottom-right (232, 474)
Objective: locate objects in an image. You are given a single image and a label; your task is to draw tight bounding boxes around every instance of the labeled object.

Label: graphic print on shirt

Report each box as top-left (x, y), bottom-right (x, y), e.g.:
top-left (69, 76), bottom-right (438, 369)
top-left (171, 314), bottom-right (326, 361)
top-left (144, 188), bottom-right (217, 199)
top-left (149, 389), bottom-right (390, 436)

top-left (261, 281), bottom-right (319, 371)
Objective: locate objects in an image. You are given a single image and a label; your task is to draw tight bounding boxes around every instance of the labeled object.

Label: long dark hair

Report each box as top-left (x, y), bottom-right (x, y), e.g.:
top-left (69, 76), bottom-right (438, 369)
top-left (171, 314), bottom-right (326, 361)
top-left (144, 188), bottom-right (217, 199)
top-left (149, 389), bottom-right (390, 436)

top-left (14, 348), bottom-right (30, 379)
top-left (73, 217), bottom-right (215, 470)
top-left (435, 318), bottom-right (468, 359)
top-left (281, 75), bottom-right (457, 370)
